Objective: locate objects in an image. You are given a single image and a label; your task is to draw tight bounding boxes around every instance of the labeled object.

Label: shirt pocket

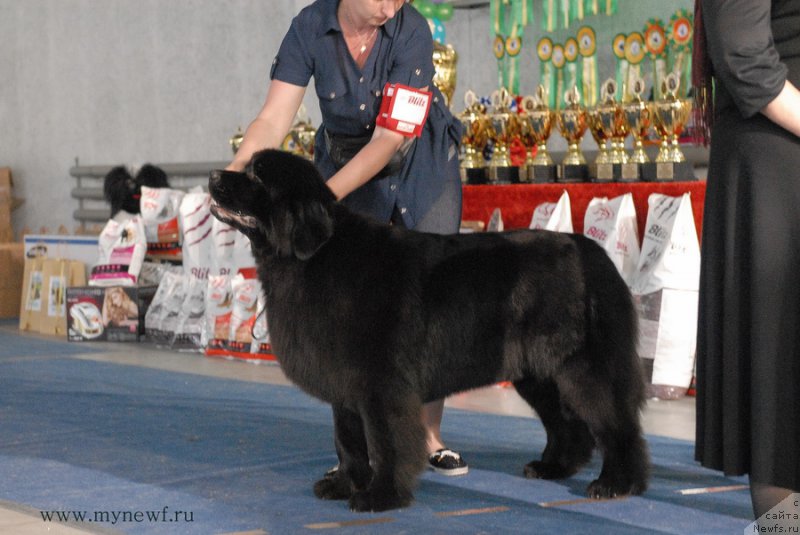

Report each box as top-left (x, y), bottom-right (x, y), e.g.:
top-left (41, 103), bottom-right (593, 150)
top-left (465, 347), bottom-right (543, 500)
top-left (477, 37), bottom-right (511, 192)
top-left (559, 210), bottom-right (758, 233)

top-left (315, 76), bottom-right (352, 130)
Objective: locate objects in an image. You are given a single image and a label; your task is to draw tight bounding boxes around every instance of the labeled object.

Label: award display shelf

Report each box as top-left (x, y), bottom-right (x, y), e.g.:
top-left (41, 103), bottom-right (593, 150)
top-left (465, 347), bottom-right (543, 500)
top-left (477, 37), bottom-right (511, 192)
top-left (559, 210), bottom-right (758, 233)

top-left (461, 180), bottom-right (706, 242)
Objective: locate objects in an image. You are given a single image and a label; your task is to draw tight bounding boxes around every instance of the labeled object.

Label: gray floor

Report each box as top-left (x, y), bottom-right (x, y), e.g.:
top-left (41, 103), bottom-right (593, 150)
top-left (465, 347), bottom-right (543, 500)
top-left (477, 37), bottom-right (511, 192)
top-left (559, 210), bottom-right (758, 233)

top-left (0, 326), bottom-right (697, 534)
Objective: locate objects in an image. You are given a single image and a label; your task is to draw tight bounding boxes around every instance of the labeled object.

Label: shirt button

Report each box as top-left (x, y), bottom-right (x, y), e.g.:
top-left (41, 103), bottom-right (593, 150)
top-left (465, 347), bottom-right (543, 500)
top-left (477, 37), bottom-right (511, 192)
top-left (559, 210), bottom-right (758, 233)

top-left (434, 97), bottom-right (439, 103)
top-left (390, 184), bottom-right (397, 191)
top-left (375, 90), bottom-right (381, 97)
top-left (400, 207), bottom-right (408, 214)
top-left (366, 124), bottom-right (371, 130)
top-left (359, 77), bottom-right (364, 83)
top-left (359, 104), bottom-right (366, 111)
top-left (329, 92), bottom-right (336, 98)
top-left (415, 68), bottom-right (421, 76)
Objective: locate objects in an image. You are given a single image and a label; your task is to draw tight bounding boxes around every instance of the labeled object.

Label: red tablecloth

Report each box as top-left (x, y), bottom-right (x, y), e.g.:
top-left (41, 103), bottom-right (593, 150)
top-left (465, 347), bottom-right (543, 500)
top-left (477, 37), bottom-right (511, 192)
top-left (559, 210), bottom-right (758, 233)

top-left (462, 181), bottom-right (706, 242)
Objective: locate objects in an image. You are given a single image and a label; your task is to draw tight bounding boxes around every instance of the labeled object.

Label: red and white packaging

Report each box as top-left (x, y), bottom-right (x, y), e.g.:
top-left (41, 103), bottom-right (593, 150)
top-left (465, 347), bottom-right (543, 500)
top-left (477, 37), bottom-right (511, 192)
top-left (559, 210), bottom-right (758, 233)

top-left (376, 83), bottom-right (432, 137)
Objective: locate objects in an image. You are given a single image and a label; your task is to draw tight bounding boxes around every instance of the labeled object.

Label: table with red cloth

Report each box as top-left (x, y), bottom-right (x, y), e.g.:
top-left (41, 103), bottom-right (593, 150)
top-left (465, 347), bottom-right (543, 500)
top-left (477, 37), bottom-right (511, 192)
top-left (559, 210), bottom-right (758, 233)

top-left (461, 181), bottom-right (706, 242)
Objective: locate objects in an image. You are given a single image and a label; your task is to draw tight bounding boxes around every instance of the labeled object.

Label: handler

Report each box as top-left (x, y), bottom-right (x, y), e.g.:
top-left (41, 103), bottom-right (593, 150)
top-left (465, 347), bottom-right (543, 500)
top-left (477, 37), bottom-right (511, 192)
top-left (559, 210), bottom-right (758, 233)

top-left (227, 0), bottom-right (467, 476)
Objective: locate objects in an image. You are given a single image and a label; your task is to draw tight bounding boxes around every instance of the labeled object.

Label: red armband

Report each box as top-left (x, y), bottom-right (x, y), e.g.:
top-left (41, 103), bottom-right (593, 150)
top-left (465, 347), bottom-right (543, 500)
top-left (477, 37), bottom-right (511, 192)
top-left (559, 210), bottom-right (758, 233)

top-left (375, 83), bottom-right (432, 137)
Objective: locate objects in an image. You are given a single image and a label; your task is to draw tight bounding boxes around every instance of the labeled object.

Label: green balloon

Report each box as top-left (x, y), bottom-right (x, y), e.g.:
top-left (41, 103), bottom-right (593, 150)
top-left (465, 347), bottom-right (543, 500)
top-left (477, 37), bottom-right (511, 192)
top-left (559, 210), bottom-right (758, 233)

top-left (415, 0), bottom-right (435, 18)
top-left (436, 3), bottom-right (454, 21)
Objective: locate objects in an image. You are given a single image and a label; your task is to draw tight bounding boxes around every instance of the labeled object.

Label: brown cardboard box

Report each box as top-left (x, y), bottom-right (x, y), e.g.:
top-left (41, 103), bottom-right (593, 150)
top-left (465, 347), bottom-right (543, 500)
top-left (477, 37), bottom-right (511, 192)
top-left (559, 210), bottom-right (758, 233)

top-left (0, 168), bottom-right (24, 242)
top-left (0, 243), bottom-right (24, 318)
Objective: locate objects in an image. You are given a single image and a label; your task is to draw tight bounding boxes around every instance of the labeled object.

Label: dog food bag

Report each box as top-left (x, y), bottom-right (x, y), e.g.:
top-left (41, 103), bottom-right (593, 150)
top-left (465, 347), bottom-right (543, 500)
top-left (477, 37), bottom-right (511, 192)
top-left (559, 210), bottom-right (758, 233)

top-left (203, 275), bottom-right (233, 357)
top-left (144, 270), bottom-right (184, 346)
top-left (180, 192), bottom-right (213, 280)
top-left (583, 193), bottom-right (640, 286)
top-left (487, 208), bottom-right (504, 232)
top-left (227, 274), bottom-right (260, 358)
top-left (140, 186), bottom-right (185, 262)
top-left (249, 293), bottom-right (275, 361)
top-left (211, 218), bottom-right (238, 277)
top-left (172, 276), bottom-right (207, 352)
top-left (630, 193), bottom-right (700, 400)
top-left (529, 190), bottom-right (573, 232)
top-left (90, 216), bottom-right (147, 287)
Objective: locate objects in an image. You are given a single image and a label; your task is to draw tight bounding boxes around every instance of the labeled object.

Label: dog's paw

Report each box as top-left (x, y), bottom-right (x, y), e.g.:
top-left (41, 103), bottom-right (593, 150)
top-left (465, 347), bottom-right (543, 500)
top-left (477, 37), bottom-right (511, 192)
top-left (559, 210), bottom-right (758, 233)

top-left (586, 476), bottom-right (647, 499)
top-left (313, 474), bottom-right (352, 501)
top-left (523, 460), bottom-right (576, 480)
top-left (348, 489), bottom-right (413, 513)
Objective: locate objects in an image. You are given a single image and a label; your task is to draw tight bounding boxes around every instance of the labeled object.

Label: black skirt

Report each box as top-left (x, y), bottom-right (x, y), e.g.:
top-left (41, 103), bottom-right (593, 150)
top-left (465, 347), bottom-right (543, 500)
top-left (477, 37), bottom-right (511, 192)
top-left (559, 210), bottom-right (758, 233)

top-left (695, 110), bottom-right (800, 489)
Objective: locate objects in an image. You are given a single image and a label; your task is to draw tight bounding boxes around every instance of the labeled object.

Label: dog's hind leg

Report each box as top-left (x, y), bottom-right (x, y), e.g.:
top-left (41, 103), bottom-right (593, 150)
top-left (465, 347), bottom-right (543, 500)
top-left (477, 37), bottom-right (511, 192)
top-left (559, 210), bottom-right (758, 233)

top-left (553, 362), bottom-right (650, 499)
top-left (348, 392), bottom-right (426, 512)
top-left (514, 376), bottom-right (595, 480)
top-left (314, 404), bottom-right (372, 501)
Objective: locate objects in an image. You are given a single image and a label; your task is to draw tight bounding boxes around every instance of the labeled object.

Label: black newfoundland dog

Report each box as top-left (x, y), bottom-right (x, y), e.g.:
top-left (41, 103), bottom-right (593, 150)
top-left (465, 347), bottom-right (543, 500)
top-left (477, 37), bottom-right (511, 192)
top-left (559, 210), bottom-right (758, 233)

top-left (209, 149), bottom-right (649, 512)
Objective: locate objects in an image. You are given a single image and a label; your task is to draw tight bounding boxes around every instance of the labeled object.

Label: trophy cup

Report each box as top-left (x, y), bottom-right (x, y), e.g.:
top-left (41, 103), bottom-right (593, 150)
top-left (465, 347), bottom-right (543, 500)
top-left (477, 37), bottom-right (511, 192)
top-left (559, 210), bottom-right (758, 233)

top-left (281, 104), bottom-right (317, 160)
top-left (644, 72), bottom-right (695, 181)
top-left (556, 86), bottom-right (589, 182)
top-left (432, 41), bottom-right (458, 108)
top-left (229, 127), bottom-right (244, 155)
top-left (457, 90), bottom-right (489, 184)
top-left (588, 79), bottom-right (624, 182)
top-left (521, 85), bottom-right (557, 183)
top-left (621, 77), bottom-right (653, 181)
top-left (487, 88), bottom-right (522, 183)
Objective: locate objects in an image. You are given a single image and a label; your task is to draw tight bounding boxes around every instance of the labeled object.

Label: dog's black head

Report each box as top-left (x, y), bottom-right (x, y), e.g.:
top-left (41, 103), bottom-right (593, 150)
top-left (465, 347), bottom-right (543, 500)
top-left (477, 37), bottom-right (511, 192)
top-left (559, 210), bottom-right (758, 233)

top-left (208, 149), bottom-right (335, 260)
top-left (104, 164), bottom-right (171, 217)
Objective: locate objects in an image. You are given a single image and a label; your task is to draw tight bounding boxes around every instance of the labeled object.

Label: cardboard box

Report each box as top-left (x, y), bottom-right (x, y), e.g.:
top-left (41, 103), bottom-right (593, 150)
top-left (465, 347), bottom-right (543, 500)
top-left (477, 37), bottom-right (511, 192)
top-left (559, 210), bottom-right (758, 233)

top-left (66, 285), bottom-right (157, 342)
top-left (0, 243), bottom-right (24, 318)
top-left (0, 168), bottom-right (24, 243)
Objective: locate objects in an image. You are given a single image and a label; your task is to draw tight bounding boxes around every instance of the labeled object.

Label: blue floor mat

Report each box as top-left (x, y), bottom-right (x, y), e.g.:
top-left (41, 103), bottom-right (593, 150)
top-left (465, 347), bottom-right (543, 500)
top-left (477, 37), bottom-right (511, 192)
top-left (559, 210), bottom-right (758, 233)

top-left (0, 334), bottom-right (753, 534)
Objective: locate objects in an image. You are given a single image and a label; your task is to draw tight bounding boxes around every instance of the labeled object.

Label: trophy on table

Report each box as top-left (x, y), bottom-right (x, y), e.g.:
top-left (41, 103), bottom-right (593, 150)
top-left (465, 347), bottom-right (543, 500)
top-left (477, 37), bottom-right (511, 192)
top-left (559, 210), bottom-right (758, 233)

top-left (556, 86), bottom-right (589, 182)
top-left (229, 127), bottom-right (244, 155)
top-left (588, 79), bottom-right (625, 182)
top-left (621, 77), bottom-right (653, 181)
top-left (487, 88), bottom-right (522, 183)
top-left (457, 90), bottom-right (490, 184)
top-left (521, 85), bottom-right (557, 183)
top-left (281, 104), bottom-right (317, 160)
top-left (644, 72), bottom-right (695, 181)
top-left (432, 41), bottom-right (458, 108)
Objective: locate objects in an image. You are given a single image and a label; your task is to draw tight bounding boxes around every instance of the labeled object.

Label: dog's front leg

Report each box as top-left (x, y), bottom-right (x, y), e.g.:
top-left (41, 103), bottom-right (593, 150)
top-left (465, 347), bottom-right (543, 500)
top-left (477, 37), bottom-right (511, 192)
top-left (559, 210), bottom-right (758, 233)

top-left (313, 404), bottom-right (371, 501)
top-left (348, 392), bottom-right (426, 512)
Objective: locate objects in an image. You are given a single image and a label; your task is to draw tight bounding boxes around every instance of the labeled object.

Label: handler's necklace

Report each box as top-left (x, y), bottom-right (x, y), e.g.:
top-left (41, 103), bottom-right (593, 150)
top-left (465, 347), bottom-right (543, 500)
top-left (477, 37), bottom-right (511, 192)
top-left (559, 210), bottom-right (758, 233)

top-left (341, 7), bottom-right (378, 61)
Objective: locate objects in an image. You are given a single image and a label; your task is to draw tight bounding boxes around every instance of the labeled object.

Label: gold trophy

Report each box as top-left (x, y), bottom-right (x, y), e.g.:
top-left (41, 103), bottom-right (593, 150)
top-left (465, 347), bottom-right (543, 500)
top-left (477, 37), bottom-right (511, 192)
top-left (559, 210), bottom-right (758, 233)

top-left (621, 77), bottom-right (653, 181)
top-left (556, 86), bottom-right (589, 182)
top-left (229, 127), bottom-right (244, 155)
top-left (646, 72), bottom-right (694, 181)
top-left (432, 41), bottom-right (458, 108)
top-left (282, 104), bottom-right (316, 160)
top-left (487, 88), bottom-right (521, 183)
top-left (457, 90), bottom-right (489, 184)
top-left (520, 85), bottom-right (557, 182)
top-left (588, 79), bottom-right (624, 181)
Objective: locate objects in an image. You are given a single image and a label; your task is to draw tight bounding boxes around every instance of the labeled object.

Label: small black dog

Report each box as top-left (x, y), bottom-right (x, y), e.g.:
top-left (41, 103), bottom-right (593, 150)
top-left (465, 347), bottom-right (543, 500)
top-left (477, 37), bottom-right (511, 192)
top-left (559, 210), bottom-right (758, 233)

top-left (103, 164), bottom-right (170, 217)
top-left (208, 149), bottom-right (649, 512)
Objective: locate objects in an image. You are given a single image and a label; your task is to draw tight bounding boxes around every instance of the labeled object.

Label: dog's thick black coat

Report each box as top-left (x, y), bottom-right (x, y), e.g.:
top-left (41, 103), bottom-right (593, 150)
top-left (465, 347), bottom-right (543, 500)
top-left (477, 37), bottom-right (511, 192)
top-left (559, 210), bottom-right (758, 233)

top-left (209, 149), bottom-right (649, 512)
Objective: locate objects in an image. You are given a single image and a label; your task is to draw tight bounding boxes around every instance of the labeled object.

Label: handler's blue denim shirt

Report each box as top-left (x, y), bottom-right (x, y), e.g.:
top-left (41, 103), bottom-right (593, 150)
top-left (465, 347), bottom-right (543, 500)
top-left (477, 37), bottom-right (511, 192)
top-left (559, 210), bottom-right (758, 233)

top-left (270, 0), bottom-right (463, 228)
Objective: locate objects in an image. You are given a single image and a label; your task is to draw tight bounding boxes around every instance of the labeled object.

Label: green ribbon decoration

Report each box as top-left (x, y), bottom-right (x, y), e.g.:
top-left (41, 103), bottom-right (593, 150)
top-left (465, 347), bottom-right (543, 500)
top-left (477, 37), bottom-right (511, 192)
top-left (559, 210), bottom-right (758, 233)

top-left (491, 0), bottom-right (535, 95)
top-left (612, 33), bottom-right (628, 103)
top-left (577, 26), bottom-right (597, 106)
top-left (667, 9), bottom-right (694, 98)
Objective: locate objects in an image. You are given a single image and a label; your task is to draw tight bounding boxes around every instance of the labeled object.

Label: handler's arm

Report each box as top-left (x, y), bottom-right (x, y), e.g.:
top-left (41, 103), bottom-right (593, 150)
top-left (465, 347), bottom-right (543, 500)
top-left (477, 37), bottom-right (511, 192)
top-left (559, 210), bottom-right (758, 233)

top-left (325, 126), bottom-right (407, 200)
top-left (761, 80), bottom-right (800, 138)
top-left (226, 80), bottom-right (307, 172)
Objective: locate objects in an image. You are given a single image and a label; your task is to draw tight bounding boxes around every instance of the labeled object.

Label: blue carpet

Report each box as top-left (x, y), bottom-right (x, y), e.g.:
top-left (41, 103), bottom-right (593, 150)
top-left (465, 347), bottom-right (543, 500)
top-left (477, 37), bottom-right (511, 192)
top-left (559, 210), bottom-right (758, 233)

top-left (0, 331), bottom-right (752, 534)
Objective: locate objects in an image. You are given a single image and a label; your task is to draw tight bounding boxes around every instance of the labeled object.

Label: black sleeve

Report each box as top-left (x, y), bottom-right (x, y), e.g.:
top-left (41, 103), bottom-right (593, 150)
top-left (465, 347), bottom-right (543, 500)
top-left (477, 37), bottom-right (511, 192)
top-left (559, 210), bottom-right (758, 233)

top-left (702, 0), bottom-right (788, 117)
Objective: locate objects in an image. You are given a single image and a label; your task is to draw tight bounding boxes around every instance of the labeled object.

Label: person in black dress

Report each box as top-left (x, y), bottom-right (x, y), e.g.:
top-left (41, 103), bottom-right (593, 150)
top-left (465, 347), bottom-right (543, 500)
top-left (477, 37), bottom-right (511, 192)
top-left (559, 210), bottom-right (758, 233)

top-left (693, 0), bottom-right (800, 520)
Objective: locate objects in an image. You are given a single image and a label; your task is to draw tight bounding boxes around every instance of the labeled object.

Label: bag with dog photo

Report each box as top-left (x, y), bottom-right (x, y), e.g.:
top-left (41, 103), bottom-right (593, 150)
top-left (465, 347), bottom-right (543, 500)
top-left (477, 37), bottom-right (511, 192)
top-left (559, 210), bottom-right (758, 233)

top-left (90, 216), bottom-right (147, 287)
top-left (583, 193), bottom-right (640, 286)
top-left (630, 193), bottom-right (700, 400)
top-left (140, 186), bottom-right (185, 262)
top-left (529, 190), bottom-right (573, 232)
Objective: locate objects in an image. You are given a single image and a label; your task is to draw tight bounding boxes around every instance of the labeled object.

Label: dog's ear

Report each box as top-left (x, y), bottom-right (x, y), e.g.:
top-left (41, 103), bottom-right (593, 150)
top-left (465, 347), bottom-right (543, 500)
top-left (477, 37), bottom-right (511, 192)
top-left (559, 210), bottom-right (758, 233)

top-left (291, 199), bottom-right (334, 260)
top-left (103, 166), bottom-right (138, 217)
top-left (268, 199), bottom-right (333, 261)
top-left (136, 164), bottom-right (170, 188)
